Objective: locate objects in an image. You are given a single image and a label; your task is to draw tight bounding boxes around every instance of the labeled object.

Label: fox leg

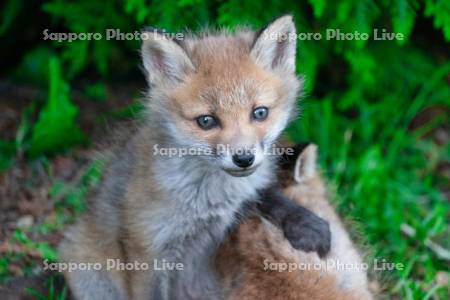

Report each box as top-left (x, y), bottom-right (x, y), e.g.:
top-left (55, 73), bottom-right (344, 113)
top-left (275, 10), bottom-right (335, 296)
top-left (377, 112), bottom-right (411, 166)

top-left (255, 188), bottom-right (331, 257)
top-left (58, 222), bottom-right (127, 300)
top-left (63, 268), bottom-right (126, 300)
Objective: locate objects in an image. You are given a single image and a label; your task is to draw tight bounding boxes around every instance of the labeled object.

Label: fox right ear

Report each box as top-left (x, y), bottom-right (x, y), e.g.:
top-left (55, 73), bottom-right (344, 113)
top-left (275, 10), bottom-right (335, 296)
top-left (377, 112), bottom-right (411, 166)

top-left (141, 30), bottom-right (194, 85)
top-left (294, 144), bottom-right (318, 183)
top-left (251, 15), bottom-right (297, 74)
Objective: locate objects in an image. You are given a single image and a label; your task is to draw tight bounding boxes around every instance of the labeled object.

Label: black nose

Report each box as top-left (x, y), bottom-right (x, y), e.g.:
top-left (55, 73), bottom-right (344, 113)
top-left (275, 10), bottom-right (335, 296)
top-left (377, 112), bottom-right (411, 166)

top-left (232, 153), bottom-right (255, 168)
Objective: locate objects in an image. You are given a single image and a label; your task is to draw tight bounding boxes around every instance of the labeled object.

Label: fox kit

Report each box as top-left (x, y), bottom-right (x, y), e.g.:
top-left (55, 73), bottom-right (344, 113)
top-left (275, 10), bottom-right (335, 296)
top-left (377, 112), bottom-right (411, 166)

top-left (217, 144), bottom-right (373, 300)
top-left (59, 16), bottom-right (331, 300)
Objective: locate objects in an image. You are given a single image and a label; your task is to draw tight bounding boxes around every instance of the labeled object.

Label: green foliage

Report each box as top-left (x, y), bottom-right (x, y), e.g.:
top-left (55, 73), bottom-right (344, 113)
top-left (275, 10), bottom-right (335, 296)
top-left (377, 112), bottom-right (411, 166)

top-left (27, 56), bottom-right (85, 158)
top-left (0, 140), bottom-right (16, 170)
top-left (0, 0), bottom-right (23, 35)
top-left (84, 82), bottom-right (107, 102)
top-left (13, 230), bottom-right (58, 261)
top-left (26, 275), bottom-right (67, 300)
top-left (0, 159), bottom-right (104, 281)
top-left (13, 47), bottom-right (52, 86)
top-left (41, 1), bottom-right (130, 77)
top-left (425, 0), bottom-right (450, 40)
top-left (391, 0), bottom-right (417, 42)
top-left (52, 158), bottom-right (105, 214)
top-left (308, 0), bottom-right (326, 18)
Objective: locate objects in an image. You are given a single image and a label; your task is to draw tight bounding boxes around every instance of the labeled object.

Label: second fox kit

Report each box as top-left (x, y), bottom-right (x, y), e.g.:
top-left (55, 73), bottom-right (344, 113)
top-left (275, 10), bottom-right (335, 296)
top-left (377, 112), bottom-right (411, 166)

top-left (59, 16), bottom-right (331, 299)
top-left (217, 144), bottom-right (373, 299)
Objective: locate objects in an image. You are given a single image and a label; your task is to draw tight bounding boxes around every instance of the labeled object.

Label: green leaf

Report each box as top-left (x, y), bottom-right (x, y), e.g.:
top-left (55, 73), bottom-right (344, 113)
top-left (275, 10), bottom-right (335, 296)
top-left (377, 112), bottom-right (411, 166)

top-left (13, 47), bottom-right (51, 85)
top-left (85, 82), bottom-right (107, 102)
top-left (425, 0), bottom-right (450, 40)
top-left (391, 0), bottom-right (417, 43)
top-left (308, 0), bottom-right (326, 18)
top-left (36, 243), bottom-right (58, 261)
top-left (0, 0), bottom-right (22, 35)
top-left (27, 56), bottom-right (85, 158)
top-left (0, 140), bottom-right (16, 170)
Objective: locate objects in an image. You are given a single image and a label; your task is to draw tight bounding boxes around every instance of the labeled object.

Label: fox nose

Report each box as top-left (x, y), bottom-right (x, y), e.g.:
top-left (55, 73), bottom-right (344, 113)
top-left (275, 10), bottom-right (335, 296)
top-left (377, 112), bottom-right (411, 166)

top-left (232, 153), bottom-right (255, 168)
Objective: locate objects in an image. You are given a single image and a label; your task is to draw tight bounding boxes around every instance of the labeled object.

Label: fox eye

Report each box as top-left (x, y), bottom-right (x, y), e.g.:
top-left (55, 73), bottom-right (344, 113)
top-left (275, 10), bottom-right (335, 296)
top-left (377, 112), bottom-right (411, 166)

top-left (252, 107), bottom-right (269, 121)
top-left (196, 115), bottom-right (218, 130)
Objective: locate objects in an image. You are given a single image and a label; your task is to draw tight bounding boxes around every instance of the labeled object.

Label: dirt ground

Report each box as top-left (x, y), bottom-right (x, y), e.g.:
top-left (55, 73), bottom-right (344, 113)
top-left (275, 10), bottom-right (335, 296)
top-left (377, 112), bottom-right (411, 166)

top-left (0, 79), bottom-right (141, 298)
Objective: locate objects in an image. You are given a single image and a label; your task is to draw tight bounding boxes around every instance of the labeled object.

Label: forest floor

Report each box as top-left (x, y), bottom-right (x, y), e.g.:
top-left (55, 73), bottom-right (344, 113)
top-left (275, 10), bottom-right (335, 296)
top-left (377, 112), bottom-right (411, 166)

top-left (0, 79), bottom-right (140, 299)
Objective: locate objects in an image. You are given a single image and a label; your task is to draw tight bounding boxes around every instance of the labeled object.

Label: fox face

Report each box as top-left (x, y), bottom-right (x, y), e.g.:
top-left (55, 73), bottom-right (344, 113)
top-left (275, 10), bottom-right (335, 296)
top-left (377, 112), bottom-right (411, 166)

top-left (142, 16), bottom-right (302, 177)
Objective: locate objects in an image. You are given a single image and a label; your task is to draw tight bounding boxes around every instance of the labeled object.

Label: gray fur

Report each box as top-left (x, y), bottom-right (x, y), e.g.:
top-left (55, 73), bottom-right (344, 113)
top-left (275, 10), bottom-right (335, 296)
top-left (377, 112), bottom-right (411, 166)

top-left (59, 15), bottom-right (300, 300)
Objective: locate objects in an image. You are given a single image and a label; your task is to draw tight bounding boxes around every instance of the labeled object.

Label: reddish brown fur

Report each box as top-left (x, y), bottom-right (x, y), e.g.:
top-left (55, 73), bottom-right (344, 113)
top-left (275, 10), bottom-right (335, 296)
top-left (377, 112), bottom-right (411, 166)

top-left (59, 18), bottom-right (301, 299)
top-left (216, 145), bottom-right (373, 299)
top-left (169, 34), bottom-right (293, 148)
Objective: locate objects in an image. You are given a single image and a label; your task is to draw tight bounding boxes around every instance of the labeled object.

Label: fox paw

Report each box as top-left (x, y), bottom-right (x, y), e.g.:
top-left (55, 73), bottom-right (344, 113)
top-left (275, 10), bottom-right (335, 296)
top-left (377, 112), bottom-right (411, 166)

top-left (281, 208), bottom-right (331, 258)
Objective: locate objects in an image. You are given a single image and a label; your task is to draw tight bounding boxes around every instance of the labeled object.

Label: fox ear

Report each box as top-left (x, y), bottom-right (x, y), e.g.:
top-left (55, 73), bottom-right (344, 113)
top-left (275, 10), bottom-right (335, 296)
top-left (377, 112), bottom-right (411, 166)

top-left (251, 15), bottom-right (297, 73)
top-left (294, 144), bottom-right (318, 183)
top-left (141, 30), bottom-right (194, 85)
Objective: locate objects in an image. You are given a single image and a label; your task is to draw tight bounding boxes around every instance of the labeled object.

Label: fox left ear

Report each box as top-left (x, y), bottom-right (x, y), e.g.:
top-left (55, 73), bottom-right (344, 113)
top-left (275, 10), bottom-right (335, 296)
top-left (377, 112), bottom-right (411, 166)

top-left (251, 15), bottom-right (297, 73)
top-left (294, 144), bottom-right (318, 183)
top-left (141, 29), bottom-right (194, 85)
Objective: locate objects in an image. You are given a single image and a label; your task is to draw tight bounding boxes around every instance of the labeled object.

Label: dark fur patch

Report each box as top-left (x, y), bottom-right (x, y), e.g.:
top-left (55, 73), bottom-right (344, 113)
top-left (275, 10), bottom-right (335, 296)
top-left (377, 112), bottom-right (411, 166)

top-left (256, 188), bottom-right (331, 257)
